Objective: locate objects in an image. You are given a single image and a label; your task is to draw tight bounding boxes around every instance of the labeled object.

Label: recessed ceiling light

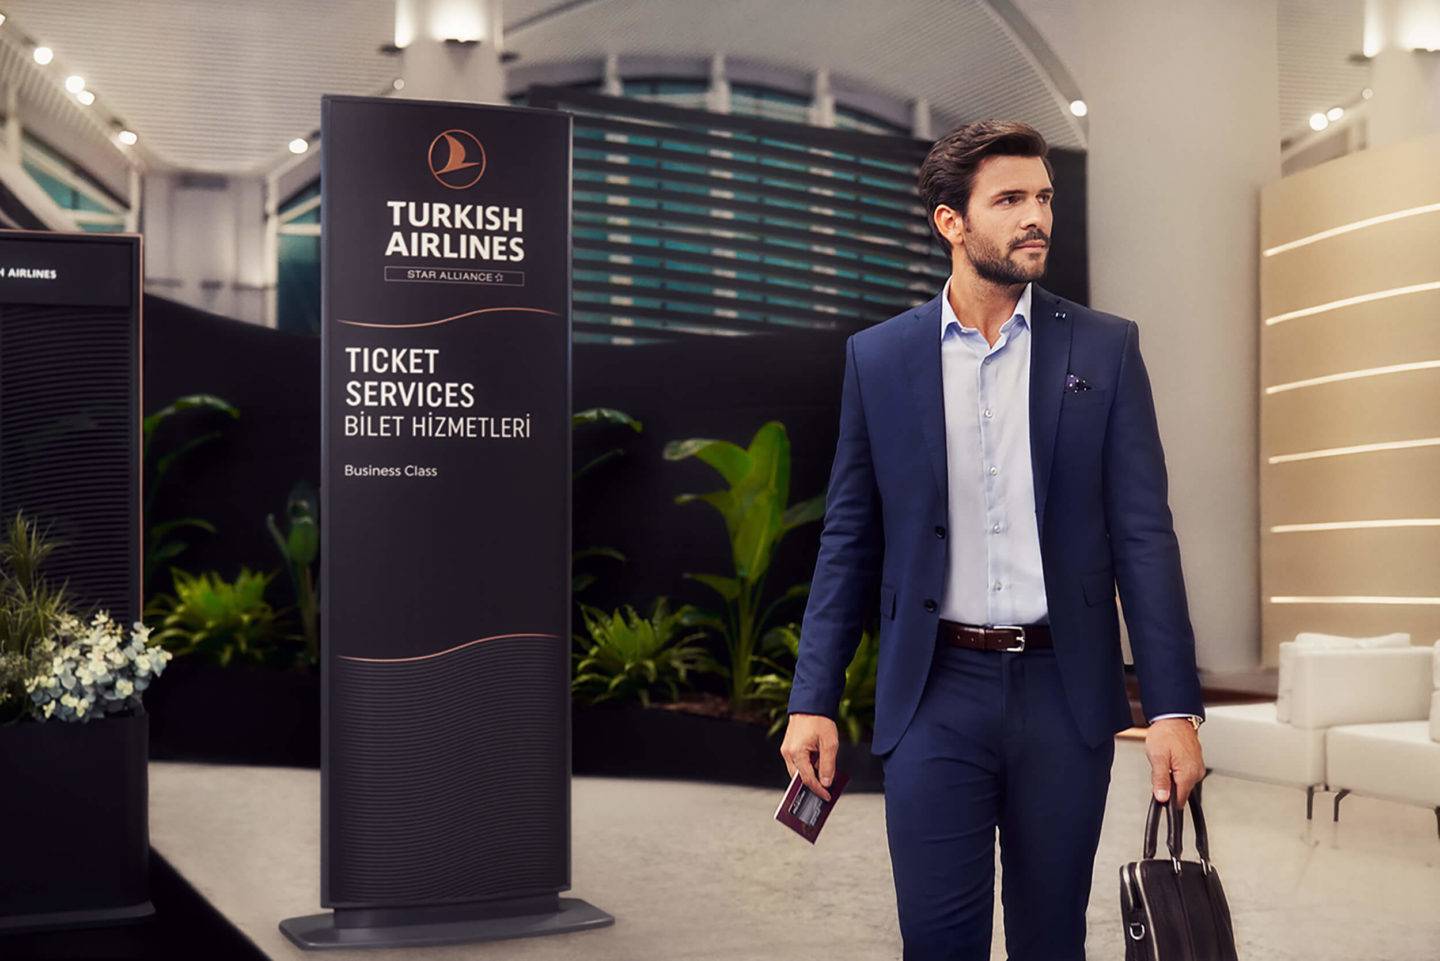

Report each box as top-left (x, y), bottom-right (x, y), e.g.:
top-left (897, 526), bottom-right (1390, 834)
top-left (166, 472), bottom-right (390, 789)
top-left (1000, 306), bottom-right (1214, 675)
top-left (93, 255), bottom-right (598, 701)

top-left (393, 77), bottom-right (405, 91)
top-left (32, 46), bottom-right (53, 65)
top-left (117, 129), bottom-right (137, 146)
top-left (1309, 112), bottom-right (1329, 131)
top-left (288, 137), bottom-right (309, 155)
top-left (1362, 87), bottom-right (1374, 99)
top-left (65, 75), bottom-right (84, 93)
top-left (1069, 99), bottom-right (1088, 117)
top-left (76, 90), bottom-right (94, 106)
top-left (1326, 106), bottom-right (1344, 121)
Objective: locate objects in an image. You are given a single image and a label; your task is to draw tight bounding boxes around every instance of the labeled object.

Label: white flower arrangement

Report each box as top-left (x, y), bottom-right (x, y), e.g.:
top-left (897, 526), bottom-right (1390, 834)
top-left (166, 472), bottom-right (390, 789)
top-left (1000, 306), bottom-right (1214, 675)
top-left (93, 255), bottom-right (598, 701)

top-left (22, 610), bottom-right (172, 723)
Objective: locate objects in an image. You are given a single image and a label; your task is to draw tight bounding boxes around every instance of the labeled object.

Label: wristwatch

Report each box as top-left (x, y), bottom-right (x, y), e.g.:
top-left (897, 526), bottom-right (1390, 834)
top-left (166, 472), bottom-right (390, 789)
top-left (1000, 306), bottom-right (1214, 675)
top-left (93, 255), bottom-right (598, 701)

top-left (1152, 713), bottom-right (1202, 731)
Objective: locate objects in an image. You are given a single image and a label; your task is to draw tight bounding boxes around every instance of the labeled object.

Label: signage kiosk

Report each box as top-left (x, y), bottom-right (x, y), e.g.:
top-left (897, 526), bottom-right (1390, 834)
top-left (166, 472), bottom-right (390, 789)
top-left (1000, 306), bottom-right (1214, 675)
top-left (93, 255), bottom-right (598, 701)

top-left (280, 95), bottom-right (611, 950)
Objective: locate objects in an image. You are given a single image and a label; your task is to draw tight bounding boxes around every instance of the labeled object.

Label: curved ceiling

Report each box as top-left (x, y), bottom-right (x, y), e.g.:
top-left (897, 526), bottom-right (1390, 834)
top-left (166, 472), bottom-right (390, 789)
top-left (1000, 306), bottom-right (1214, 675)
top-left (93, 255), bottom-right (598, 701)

top-left (4, 0), bottom-right (398, 173)
top-left (1275, 0), bottom-right (1370, 137)
top-left (503, 0), bottom-right (1084, 146)
top-left (3, 0), bottom-right (1369, 175)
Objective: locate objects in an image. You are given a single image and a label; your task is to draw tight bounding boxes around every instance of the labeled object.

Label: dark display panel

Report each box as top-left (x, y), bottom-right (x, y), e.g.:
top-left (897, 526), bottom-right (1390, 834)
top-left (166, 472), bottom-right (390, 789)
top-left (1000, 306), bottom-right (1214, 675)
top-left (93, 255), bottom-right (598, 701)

top-left (0, 231), bottom-right (141, 629)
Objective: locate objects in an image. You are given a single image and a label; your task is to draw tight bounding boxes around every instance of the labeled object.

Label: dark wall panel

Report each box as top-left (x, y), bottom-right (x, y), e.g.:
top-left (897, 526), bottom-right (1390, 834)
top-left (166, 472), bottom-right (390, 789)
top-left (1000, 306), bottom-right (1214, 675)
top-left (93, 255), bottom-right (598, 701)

top-left (142, 295), bottom-right (320, 589)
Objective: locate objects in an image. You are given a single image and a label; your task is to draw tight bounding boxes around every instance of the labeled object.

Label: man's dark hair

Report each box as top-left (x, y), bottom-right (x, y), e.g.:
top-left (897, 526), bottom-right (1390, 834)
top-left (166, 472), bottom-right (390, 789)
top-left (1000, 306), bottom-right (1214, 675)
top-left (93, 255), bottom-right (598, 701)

top-left (917, 119), bottom-right (1055, 256)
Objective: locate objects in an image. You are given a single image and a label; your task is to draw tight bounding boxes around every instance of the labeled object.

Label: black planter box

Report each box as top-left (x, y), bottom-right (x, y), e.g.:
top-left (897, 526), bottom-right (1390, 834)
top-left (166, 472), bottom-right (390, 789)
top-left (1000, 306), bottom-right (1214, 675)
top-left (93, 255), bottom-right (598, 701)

top-left (571, 703), bottom-right (885, 793)
top-left (142, 657), bottom-right (888, 793)
top-left (144, 658), bottom-right (320, 767)
top-left (0, 711), bottom-right (153, 933)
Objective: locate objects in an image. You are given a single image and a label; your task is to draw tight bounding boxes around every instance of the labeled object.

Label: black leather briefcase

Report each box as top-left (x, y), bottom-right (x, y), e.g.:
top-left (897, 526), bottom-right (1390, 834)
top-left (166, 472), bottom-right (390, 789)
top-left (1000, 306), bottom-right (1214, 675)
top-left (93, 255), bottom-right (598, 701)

top-left (1119, 777), bottom-right (1239, 960)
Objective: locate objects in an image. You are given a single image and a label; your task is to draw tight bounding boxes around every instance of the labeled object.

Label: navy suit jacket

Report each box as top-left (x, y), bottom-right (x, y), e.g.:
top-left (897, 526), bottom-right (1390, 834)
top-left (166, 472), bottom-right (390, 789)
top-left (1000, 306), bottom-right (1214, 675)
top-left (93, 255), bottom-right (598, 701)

top-left (788, 281), bottom-right (1206, 756)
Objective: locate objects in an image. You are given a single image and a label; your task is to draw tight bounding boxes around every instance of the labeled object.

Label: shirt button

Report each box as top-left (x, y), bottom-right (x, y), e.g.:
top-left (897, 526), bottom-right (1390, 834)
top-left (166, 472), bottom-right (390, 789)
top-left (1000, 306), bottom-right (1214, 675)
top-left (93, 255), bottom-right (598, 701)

top-left (984, 408), bottom-right (993, 418)
top-left (992, 523), bottom-right (1001, 533)
top-left (923, 599), bottom-right (937, 612)
top-left (989, 466), bottom-right (999, 475)
top-left (993, 580), bottom-right (1003, 591)
top-left (934, 525), bottom-right (946, 538)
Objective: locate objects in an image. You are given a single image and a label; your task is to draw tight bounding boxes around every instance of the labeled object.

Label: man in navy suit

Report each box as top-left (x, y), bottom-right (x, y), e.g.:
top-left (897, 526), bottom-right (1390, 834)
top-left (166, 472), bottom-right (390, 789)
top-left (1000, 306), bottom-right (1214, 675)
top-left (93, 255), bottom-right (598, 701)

top-left (780, 120), bottom-right (1206, 960)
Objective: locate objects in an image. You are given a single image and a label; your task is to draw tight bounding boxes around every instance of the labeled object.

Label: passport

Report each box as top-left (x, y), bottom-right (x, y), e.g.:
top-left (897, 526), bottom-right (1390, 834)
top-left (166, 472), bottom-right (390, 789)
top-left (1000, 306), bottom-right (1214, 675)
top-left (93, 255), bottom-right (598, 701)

top-left (773, 767), bottom-right (851, 844)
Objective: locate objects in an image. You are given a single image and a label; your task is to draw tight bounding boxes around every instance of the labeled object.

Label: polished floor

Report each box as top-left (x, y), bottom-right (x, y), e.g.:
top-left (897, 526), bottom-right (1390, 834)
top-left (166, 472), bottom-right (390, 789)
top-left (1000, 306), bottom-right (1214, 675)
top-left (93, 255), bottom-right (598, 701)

top-left (150, 739), bottom-right (1440, 960)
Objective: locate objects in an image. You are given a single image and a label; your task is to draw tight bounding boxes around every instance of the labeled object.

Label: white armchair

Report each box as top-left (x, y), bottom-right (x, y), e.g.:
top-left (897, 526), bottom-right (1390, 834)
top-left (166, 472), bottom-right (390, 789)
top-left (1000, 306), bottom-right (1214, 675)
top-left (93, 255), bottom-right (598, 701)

top-left (1202, 633), bottom-right (1435, 830)
top-left (1199, 701), bottom-right (1326, 815)
top-left (1324, 639), bottom-right (1440, 836)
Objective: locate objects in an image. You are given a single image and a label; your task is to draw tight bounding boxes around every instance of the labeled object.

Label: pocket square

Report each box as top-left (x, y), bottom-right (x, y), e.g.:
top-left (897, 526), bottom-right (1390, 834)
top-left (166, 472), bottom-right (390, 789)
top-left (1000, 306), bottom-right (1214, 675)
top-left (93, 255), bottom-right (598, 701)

top-left (1064, 372), bottom-right (1091, 393)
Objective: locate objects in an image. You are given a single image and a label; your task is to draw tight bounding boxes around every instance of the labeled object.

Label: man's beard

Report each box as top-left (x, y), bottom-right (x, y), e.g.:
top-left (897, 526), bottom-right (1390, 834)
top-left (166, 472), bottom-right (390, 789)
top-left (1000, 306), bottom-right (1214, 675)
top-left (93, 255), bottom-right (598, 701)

top-left (963, 224), bottom-right (1047, 285)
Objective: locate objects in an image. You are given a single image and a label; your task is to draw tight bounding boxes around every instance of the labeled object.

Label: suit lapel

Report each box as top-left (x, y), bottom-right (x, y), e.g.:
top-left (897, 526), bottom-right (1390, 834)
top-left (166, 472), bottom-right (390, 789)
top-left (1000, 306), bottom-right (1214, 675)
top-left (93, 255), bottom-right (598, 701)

top-left (900, 282), bottom-right (1073, 543)
top-left (901, 293), bottom-right (948, 508)
top-left (1027, 282), bottom-right (1072, 542)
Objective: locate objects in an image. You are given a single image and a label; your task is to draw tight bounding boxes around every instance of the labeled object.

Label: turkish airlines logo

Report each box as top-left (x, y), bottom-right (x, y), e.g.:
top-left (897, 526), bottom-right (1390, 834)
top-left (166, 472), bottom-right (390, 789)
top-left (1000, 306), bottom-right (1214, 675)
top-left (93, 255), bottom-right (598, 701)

top-left (427, 129), bottom-right (487, 190)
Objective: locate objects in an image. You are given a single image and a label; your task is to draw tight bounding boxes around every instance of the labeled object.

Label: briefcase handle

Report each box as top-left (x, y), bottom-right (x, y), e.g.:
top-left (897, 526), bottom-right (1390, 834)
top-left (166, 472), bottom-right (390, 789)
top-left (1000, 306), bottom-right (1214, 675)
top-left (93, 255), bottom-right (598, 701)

top-left (1142, 774), bottom-right (1213, 872)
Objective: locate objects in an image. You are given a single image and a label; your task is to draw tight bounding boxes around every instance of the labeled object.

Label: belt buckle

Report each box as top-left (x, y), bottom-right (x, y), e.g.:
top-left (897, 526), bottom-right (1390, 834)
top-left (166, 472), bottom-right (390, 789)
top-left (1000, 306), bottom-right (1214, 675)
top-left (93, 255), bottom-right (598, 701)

top-left (990, 624), bottom-right (1026, 652)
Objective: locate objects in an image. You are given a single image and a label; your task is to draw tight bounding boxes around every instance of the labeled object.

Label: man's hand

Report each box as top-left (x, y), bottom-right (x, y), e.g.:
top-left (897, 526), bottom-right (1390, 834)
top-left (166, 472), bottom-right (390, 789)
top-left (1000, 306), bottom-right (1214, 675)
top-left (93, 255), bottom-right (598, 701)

top-left (1146, 718), bottom-right (1205, 807)
top-left (781, 713), bottom-right (839, 802)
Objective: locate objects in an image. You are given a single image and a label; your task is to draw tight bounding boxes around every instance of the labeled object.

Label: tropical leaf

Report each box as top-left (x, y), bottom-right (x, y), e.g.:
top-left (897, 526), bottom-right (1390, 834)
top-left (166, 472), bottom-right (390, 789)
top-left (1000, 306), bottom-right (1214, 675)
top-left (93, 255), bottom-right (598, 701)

top-left (576, 448), bottom-right (625, 481)
top-left (662, 420), bottom-right (826, 713)
top-left (574, 546), bottom-right (626, 564)
top-left (573, 407), bottom-right (643, 432)
top-left (781, 494), bottom-right (826, 531)
top-left (150, 517), bottom-right (218, 539)
top-left (662, 437), bottom-right (751, 487)
top-left (142, 393), bottom-right (239, 443)
top-left (683, 573), bottom-right (741, 602)
top-left (570, 596), bottom-right (724, 708)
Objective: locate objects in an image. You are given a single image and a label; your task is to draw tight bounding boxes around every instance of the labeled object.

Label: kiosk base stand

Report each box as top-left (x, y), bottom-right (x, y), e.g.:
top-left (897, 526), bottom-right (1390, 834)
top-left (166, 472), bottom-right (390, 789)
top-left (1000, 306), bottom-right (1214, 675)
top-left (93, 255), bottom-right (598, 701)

top-left (279, 893), bottom-right (614, 950)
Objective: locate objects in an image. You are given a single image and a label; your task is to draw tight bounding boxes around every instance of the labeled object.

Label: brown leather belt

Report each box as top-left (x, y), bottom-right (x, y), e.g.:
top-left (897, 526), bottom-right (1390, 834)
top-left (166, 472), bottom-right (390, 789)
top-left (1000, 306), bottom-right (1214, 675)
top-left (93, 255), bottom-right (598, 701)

top-left (937, 619), bottom-right (1053, 652)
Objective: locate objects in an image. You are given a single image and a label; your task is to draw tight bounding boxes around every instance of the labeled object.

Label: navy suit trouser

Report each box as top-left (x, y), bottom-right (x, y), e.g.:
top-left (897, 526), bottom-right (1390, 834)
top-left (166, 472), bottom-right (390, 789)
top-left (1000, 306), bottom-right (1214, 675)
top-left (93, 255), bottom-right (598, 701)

top-left (880, 635), bottom-right (1116, 961)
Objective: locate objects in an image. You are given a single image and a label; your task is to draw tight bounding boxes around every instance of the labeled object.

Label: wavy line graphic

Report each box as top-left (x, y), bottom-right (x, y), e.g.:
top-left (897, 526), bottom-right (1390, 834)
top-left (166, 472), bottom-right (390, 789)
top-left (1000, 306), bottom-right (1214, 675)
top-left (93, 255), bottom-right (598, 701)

top-left (336, 306), bottom-right (559, 330)
top-left (337, 631), bottom-right (560, 664)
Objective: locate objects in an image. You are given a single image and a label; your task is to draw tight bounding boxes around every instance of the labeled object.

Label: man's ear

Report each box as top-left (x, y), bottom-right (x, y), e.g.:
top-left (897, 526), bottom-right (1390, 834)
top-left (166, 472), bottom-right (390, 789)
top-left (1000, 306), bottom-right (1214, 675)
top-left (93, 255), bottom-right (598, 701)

top-left (934, 204), bottom-right (963, 251)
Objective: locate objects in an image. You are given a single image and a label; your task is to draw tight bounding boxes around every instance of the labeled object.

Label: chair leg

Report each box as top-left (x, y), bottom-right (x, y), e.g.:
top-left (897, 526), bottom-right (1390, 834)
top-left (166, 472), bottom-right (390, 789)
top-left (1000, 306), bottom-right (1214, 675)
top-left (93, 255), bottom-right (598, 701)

top-left (1333, 788), bottom-right (1351, 822)
top-left (1306, 785), bottom-right (1315, 821)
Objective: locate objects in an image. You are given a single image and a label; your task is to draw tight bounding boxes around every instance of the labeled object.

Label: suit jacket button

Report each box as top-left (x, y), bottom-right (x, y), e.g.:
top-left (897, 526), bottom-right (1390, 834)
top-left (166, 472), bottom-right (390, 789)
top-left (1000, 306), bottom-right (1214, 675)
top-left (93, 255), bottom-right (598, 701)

top-left (934, 525), bottom-right (946, 538)
top-left (923, 599), bottom-right (937, 612)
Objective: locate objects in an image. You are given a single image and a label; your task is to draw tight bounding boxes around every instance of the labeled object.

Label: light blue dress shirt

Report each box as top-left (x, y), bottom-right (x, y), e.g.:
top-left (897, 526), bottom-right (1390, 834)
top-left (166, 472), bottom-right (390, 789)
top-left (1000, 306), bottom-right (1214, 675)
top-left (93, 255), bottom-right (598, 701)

top-left (934, 277), bottom-right (1196, 727)
top-left (937, 277), bottom-right (1048, 627)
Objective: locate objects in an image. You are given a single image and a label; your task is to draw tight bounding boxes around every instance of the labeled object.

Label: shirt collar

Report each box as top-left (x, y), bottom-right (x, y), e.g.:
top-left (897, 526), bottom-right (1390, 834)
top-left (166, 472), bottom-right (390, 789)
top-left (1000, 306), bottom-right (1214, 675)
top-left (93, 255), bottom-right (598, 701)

top-left (939, 277), bottom-right (1032, 342)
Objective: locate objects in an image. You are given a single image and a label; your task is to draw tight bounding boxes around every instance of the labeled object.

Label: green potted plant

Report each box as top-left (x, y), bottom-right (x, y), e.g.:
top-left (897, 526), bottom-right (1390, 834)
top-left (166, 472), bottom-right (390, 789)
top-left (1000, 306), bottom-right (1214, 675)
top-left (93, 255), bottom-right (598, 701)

top-left (0, 511), bottom-right (172, 932)
top-left (748, 620), bottom-right (878, 745)
top-left (569, 594), bottom-right (793, 784)
top-left (662, 420), bottom-right (825, 718)
top-left (141, 564), bottom-right (316, 766)
top-left (747, 620), bottom-right (885, 792)
top-left (146, 566), bottom-right (295, 668)
top-left (267, 480), bottom-right (320, 666)
top-left (571, 596), bottom-right (723, 708)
